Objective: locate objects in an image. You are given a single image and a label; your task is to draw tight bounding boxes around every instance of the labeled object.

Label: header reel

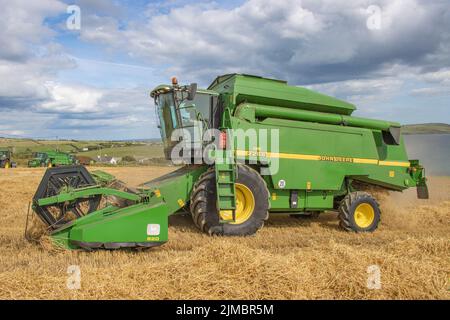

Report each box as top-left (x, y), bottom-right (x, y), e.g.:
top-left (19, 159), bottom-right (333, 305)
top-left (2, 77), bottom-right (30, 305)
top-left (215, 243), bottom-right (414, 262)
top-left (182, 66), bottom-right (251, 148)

top-left (32, 166), bottom-right (101, 229)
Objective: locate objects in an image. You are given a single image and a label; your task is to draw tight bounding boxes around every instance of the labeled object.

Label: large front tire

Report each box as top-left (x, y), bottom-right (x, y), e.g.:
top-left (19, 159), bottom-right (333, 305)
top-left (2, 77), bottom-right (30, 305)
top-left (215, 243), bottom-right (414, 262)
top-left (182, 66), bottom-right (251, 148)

top-left (190, 165), bottom-right (270, 236)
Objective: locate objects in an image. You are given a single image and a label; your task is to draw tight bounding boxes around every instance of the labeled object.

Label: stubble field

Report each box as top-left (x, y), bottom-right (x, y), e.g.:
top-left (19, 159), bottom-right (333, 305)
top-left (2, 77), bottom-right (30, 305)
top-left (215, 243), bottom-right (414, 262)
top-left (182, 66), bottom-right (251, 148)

top-left (0, 167), bottom-right (448, 299)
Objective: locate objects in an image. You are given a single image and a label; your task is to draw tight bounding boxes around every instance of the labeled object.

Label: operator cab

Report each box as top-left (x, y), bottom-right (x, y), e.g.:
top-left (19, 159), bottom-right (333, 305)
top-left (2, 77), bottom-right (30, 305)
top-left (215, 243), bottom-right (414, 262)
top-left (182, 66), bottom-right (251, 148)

top-left (33, 152), bottom-right (47, 159)
top-left (151, 78), bottom-right (219, 162)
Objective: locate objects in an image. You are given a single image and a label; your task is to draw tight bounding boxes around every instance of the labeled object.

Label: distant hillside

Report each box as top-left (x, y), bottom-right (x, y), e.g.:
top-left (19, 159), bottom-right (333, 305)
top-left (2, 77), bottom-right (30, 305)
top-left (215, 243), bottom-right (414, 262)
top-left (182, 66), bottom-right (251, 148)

top-left (402, 123), bottom-right (450, 134)
top-left (0, 138), bottom-right (164, 166)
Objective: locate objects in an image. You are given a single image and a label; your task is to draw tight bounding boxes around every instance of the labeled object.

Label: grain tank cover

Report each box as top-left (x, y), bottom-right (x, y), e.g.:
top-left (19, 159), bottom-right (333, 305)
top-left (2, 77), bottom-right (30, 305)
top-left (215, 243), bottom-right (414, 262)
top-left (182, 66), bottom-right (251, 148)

top-left (208, 74), bottom-right (356, 115)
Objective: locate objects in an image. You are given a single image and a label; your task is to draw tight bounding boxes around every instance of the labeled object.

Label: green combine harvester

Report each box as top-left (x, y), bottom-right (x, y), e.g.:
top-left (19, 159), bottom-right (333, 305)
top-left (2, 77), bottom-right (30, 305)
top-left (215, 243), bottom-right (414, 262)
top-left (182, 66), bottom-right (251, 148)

top-left (29, 74), bottom-right (428, 250)
top-left (0, 149), bottom-right (15, 168)
top-left (28, 151), bottom-right (77, 168)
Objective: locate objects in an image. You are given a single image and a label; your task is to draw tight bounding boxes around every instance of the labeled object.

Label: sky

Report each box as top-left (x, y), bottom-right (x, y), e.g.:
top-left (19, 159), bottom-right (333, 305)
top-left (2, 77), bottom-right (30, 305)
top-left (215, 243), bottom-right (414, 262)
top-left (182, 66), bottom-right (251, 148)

top-left (0, 0), bottom-right (449, 140)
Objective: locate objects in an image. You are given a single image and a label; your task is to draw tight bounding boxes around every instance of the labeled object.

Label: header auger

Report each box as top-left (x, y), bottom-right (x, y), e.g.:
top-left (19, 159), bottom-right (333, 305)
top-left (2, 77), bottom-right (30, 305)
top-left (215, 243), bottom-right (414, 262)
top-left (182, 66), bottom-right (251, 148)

top-left (29, 74), bottom-right (428, 250)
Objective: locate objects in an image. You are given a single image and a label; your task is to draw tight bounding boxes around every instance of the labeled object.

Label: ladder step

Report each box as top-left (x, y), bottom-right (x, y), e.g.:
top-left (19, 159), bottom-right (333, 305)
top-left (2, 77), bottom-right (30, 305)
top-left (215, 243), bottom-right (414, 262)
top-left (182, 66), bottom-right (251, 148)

top-left (215, 160), bottom-right (237, 220)
top-left (219, 193), bottom-right (235, 197)
top-left (218, 206), bottom-right (236, 210)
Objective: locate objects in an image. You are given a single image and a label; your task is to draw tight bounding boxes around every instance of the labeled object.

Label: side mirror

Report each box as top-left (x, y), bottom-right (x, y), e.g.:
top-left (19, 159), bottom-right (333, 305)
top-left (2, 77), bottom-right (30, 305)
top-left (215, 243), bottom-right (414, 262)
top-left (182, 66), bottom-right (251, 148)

top-left (187, 83), bottom-right (197, 100)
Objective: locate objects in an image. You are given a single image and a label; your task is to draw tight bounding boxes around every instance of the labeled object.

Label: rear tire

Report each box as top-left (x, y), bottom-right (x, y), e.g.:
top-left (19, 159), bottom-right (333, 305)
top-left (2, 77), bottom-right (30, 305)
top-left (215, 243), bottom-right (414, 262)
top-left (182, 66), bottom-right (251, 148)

top-left (338, 191), bottom-right (380, 232)
top-left (190, 165), bottom-right (270, 236)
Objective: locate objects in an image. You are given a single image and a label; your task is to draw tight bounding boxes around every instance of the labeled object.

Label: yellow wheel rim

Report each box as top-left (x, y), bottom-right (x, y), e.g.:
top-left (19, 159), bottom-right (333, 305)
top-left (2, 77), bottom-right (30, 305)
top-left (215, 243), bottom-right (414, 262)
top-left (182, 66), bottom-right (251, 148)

top-left (47, 162), bottom-right (52, 168)
top-left (4, 162), bottom-right (9, 168)
top-left (219, 183), bottom-right (255, 224)
top-left (354, 203), bottom-right (375, 228)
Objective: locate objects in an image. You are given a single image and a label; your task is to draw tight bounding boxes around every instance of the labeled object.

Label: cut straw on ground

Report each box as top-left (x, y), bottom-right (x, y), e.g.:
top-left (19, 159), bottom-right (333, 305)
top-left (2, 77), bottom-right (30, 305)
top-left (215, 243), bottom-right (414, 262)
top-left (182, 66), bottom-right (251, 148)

top-left (0, 167), bottom-right (448, 299)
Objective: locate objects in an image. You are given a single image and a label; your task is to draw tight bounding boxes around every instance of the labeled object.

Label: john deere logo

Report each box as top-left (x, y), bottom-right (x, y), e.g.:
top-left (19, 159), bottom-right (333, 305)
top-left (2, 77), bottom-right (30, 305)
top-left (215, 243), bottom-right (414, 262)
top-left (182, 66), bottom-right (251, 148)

top-left (320, 155), bottom-right (354, 163)
top-left (147, 224), bottom-right (160, 236)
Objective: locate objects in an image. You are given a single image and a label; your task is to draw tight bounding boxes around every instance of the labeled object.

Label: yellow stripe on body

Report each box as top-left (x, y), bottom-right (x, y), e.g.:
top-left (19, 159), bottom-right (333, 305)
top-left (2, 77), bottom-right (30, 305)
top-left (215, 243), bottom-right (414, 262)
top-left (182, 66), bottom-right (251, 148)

top-left (235, 150), bottom-right (410, 168)
top-left (378, 160), bottom-right (410, 167)
top-left (265, 151), bottom-right (321, 161)
top-left (353, 158), bottom-right (379, 165)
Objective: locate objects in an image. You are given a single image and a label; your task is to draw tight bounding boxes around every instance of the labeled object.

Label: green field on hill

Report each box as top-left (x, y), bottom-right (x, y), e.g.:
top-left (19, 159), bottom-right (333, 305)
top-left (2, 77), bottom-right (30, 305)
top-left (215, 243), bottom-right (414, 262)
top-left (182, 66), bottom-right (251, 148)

top-left (77, 144), bottom-right (164, 159)
top-left (0, 138), bottom-right (164, 166)
top-left (0, 138), bottom-right (93, 153)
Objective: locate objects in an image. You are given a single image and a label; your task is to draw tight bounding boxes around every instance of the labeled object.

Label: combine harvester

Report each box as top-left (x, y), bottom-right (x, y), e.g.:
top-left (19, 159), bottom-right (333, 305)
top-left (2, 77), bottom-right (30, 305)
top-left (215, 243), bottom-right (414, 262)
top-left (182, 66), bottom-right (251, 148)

top-left (0, 149), bottom-right (15, 168)
top-left (29, 74), bottom-right (428, 249)
top-left (28, 151), bottom-right (77, 168)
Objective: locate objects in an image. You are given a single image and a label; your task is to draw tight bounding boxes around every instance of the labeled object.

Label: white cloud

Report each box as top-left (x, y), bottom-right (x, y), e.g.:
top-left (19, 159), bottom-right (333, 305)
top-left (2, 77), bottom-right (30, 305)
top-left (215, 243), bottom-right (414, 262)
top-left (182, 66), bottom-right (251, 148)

top-left (77, 0), bottom-right (450, 85)
top-left (0, 130), bottom-right (26, 136)
top-left (64, 115), bottom-right (142, 127)
top-left (39, 83), bottom-right (103, 113)
top-left (1, 0), bottom-right (449, 138)
top-left (79, 15), bottom-right (126, 46)
top-left (0, 0), bottom-right (76, 110)
top-left (78, 0), bottom-right (332, 81)
top-left (306, 77), bottom-right (404, 104)
top-left (0, 0), bottom-right (154, 139)
top-left (409, 68), bottom-right (450, 96)
top-left (421, 69), bottom-right (450, 85)
top-left (0, 123), bottom-right (26, 136)
top-left (0, 0), bottom-right (65, 60)
top-left (0, 52), bottom-right (75, 104)
top-left (410, 87), bottom-right (449, 96)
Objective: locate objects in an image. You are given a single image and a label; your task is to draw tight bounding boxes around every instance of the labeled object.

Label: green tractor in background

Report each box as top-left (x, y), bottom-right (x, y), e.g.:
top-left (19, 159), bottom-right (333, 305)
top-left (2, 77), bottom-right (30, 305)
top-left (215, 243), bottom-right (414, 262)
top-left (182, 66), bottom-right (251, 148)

top-left (28, 151), bottom-right (78, 168)
top-left (0, 149), bottom-right (16, 168)
top-left (29, 74), bottom-right (428, 250)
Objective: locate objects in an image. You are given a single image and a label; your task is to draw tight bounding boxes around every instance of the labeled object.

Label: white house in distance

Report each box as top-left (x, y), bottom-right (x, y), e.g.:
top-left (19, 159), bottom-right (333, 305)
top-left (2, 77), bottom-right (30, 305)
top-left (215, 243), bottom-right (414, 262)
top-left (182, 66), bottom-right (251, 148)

top-left (96, 155), bottom-right (121, 165)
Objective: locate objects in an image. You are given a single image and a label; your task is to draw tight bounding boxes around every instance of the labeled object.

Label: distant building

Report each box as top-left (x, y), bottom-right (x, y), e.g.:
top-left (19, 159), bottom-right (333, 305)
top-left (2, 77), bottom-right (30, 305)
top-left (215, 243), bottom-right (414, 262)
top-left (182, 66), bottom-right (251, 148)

top-left (96, 156), bottom-right (121, 165)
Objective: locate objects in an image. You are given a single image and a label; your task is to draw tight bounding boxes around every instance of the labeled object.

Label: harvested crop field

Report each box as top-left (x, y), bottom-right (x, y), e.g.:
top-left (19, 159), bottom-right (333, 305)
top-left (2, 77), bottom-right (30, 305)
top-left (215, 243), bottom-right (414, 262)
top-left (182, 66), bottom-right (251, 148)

top-left (0, 167), bottom-right (448, 299)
